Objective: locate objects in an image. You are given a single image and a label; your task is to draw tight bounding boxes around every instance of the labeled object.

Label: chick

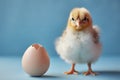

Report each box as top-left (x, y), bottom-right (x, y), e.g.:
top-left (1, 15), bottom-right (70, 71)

top-left (55, 7), bottom-right (101, 76)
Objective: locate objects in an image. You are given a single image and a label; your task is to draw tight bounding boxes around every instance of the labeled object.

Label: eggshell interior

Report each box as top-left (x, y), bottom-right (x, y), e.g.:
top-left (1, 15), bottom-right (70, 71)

top-left (22, 44), bottom-right (50, 76)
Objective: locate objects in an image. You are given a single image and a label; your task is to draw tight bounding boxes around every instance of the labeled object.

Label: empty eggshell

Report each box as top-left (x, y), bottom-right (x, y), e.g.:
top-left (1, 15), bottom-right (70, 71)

top-left (22, 44), bottom-right (50, 76)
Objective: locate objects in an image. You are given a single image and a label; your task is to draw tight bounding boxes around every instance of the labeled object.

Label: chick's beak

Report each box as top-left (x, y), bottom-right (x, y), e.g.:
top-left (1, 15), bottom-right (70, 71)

top-left (76, 19), bottom-right (81, 29)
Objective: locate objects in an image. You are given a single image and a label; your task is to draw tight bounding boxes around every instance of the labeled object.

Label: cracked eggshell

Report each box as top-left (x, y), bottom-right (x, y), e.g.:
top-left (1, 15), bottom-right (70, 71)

top-left (22, 44), bottom-right (50, 76)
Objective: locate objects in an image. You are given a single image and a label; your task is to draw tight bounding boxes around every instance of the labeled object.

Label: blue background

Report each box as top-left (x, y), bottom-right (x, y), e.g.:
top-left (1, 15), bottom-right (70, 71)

top-left (0, 0), bottom-right (120, 80)
top-left (0, 0), bottom-right (120, 57)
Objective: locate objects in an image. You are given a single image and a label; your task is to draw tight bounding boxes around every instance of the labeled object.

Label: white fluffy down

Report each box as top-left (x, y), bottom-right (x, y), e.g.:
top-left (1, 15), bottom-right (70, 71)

top-left (55, 28), bottom-right (101, 64)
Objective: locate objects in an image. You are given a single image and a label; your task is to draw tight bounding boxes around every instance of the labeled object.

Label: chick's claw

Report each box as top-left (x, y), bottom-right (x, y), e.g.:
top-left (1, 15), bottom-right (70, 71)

top-left (64, 70), bottom-right (79, 75)
top-left (83, 71), bottom-right (97, 76)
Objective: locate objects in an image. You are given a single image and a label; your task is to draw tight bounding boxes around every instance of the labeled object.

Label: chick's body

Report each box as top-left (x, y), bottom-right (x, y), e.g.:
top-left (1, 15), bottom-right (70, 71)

top-left (55, 7), bottom-right (101, 75)
top-left (56, 28), bottom-right (101, 64)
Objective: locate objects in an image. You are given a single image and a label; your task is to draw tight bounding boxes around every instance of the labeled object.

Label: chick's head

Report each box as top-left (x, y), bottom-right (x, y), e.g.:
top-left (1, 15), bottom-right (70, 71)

top-left (67, 8), bottom-right (92, 31)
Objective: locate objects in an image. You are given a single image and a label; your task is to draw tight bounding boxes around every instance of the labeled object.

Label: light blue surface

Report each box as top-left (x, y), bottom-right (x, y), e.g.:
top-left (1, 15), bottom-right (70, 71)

top-left (0, 57), bottom-right (120, 80)
top-left (0, 0), bottom-right (120, 57)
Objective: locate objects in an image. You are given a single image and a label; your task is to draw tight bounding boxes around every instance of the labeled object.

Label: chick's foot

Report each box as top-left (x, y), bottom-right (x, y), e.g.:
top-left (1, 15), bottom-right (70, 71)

top-left (83, 63), bottom-right (97, 76)
top-left (64, 64), bottom-right (79, 75)
top-left (83, 70), bottom-right (97, 76)
top-left (64, 70), bottom-right (79, 75)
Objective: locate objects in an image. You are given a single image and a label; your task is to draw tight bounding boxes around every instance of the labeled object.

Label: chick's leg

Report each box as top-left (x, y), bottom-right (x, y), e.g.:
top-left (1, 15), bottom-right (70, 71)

top-left (64, 64), bottom-right (79, 75)
top-left (83, 63), bottom-right (97, 76)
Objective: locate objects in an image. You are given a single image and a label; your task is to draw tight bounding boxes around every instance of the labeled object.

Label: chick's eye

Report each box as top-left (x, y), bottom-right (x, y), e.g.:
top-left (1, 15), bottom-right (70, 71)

top-left (72, 18), bottom-right (75, 21)
top-left (82, 17), bottom-right (88, 22)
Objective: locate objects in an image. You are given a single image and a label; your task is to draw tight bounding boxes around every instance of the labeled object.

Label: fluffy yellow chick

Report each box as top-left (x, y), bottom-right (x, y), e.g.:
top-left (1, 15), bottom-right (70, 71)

top-left (55, 7), bottom-right (101, 76)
